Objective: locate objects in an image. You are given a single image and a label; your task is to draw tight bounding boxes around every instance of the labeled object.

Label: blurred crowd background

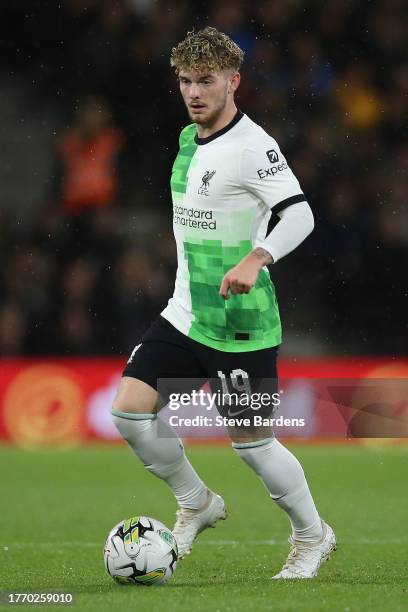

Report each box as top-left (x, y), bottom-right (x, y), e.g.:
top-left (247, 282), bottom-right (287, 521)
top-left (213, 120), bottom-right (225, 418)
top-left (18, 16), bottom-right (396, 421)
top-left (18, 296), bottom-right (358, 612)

top-left (0, 0), bottom-right (406, 357)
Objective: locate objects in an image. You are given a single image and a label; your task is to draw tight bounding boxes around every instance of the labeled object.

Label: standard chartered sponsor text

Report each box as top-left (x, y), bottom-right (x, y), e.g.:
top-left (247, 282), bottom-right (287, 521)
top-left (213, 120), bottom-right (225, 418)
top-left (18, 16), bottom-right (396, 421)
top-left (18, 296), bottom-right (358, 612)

top-left (173, 205), bottom-right (217, 229)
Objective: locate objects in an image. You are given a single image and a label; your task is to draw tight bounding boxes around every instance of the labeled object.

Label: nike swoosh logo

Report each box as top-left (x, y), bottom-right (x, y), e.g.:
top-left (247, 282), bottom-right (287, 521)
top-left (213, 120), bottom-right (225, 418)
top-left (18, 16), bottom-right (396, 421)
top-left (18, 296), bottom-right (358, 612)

top-left (227, 406), bottom-right (252, 418)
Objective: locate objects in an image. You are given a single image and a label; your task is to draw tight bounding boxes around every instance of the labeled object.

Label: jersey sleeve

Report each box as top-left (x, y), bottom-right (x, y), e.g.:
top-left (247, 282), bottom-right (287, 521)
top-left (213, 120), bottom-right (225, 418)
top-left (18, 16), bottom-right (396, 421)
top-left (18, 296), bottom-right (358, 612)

top-left (239, 138), bottom-right (306, 213)
top-left (257, 201), bottom-right (314, 263)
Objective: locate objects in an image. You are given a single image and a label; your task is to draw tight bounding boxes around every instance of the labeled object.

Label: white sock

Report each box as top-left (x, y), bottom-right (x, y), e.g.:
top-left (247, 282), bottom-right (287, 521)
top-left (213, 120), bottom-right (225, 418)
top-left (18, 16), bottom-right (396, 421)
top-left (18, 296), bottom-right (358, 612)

top-left (112, 410), bottom-right (208, 510)
top-left (233, 437), bottom-right (323, 542)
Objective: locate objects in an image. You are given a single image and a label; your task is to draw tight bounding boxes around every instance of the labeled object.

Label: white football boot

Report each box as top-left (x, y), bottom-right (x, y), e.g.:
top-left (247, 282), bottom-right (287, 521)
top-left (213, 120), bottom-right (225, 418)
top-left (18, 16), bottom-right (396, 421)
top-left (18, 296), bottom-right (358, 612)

top-left (272, 520), bottom-right (337, 579)
top-left (172, 489), bottom-right (228, 559)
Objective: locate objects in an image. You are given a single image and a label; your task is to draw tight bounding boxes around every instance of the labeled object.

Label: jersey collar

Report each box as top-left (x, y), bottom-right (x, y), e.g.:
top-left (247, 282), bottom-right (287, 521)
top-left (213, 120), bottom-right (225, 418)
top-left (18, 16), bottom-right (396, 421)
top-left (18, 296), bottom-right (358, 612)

top-left (194, 110), bottom-right (244, 145)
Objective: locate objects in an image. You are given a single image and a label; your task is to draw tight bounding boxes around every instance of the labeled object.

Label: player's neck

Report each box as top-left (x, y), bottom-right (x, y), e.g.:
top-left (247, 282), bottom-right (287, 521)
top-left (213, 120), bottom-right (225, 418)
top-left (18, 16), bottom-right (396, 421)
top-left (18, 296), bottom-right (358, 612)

top-left (196, 103), bottom-right (238, 139)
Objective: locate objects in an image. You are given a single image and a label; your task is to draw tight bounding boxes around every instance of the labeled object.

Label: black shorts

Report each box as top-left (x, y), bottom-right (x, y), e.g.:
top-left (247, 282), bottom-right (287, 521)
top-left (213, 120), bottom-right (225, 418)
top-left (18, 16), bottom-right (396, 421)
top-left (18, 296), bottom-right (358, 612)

top-left (123, 316), bottom-right (279, 420)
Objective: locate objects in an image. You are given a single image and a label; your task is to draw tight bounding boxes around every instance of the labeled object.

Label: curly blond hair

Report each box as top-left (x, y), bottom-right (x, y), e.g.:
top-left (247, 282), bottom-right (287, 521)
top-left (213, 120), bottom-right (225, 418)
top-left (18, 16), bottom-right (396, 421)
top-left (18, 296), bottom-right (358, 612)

top-left (170, 27), bottom-right (244, 74)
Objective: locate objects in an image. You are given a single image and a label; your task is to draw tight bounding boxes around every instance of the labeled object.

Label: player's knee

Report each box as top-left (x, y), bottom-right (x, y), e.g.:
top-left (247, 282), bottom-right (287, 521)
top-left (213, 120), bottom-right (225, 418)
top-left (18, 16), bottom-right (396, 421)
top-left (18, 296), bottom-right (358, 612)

top-left (111, 398), bottom-right (153, 415)
top-left (231, 436), bottom-right (276, 475)
top-left (111, 411), bottom-right (156, 445)
top-left (111, 410), bottom-right (184, 475)
top-left (228, 424), bottom-right (273, 445)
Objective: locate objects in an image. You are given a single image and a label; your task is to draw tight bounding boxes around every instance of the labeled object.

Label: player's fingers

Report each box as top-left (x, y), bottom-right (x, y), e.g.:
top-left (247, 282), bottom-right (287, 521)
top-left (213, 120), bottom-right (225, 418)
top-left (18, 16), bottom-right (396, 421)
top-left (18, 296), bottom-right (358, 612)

top-left (235, 282), bottom-right (251, 294)
top-left (231, 282), bottom-right (245, 295)
top-left (230, 280), bottom-right (239, 294)
top-left (219, 276), bottom-right (230, 300)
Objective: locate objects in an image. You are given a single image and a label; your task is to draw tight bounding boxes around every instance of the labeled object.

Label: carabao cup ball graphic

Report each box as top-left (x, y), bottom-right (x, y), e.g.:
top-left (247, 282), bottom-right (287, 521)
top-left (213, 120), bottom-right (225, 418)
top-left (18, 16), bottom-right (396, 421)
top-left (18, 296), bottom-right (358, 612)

top-left (104, 516), bottom-right (178, 586)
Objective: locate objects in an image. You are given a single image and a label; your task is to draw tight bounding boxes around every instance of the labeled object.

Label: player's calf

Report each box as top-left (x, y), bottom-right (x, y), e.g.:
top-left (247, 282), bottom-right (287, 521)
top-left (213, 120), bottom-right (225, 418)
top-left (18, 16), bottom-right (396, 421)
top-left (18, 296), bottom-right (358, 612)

top-left (112, 376), bottom-right (209, 511)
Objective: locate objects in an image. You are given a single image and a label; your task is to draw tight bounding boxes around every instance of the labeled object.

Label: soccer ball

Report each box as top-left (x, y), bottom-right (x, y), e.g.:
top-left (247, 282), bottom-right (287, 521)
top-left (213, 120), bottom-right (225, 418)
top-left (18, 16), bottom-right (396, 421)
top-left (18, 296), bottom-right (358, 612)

top-left (104, 515), bottom-right (178, 586)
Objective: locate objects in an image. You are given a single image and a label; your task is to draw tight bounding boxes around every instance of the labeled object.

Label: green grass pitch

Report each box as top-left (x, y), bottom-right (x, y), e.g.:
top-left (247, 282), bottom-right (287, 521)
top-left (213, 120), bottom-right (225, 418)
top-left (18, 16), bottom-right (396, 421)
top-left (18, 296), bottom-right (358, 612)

top-left (0, 443), bottom-right (407, 611)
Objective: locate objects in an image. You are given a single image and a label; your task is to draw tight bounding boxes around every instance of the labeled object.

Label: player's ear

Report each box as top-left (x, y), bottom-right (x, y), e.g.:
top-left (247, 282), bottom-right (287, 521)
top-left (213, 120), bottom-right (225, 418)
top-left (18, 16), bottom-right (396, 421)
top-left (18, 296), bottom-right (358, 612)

top-left (228, 71), bottom-right (241, 95)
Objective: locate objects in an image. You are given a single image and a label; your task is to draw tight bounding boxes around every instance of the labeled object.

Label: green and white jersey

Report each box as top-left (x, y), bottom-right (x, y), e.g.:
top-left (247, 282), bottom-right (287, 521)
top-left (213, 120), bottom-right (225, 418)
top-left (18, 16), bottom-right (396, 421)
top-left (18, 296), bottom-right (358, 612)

top-left (161, 112), bottom-right (306, 352)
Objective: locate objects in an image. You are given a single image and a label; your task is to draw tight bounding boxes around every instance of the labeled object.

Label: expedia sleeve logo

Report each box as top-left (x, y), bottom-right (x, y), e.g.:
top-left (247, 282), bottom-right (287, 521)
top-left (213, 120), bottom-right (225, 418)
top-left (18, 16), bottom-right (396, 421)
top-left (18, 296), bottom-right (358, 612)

top-left (266, 149), bottom-right (279, 163)
top-left (256, 149), bottom-right (287, 179)
top-left (257, 161), bottom-right (288, 179)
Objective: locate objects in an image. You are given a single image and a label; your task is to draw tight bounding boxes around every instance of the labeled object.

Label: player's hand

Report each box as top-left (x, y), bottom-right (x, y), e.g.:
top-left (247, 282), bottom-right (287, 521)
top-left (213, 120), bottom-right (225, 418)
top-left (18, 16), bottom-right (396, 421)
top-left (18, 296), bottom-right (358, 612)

top-left (219, 248), bottom-right (273, 300)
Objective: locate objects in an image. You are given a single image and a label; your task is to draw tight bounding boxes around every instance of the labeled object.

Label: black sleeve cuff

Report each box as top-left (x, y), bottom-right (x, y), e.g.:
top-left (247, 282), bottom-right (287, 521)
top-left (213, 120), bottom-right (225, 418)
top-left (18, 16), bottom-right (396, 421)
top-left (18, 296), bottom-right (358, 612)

top-left (272, 193), bottom-right (307, 215)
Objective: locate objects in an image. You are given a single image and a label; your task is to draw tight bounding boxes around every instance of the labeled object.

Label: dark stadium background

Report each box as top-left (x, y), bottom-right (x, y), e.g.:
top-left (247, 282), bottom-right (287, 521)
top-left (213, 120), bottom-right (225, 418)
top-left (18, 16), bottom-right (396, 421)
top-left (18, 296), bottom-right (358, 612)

top-left (0, 0), bottom-right (406, 359)
top-left (0, 4), bottom-right (407, 608)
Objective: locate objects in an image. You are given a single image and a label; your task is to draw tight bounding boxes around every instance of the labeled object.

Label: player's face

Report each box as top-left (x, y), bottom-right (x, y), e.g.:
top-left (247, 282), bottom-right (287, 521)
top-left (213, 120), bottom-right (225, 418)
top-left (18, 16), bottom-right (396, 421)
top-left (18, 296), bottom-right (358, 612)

top-left (178, 70), bottom-right (237, 127)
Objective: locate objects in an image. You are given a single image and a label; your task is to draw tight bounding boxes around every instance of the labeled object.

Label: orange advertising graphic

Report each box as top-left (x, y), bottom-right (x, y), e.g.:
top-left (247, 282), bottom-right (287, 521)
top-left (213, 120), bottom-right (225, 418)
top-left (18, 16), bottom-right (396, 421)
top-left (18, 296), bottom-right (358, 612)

top-left (3, 364), bottom-right (85, 445)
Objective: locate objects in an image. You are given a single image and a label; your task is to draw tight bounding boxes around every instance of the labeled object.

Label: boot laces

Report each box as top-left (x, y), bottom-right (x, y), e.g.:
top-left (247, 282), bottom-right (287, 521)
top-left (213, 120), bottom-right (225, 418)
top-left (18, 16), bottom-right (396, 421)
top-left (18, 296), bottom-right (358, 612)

top-left (173, 508), bottom-right (198, 533)
top-left (282, 538), bottom-right (320, 574)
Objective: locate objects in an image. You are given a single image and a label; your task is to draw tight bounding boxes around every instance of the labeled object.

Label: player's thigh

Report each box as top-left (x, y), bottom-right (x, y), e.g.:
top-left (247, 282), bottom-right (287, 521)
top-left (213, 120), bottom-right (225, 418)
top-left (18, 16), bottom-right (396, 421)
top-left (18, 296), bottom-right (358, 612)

top-left (204, 344), bottom-right (279, 443)
top-left (113, 376), bottom-right (158, 415)
top-left (115, 318), bottom-right (206, 414)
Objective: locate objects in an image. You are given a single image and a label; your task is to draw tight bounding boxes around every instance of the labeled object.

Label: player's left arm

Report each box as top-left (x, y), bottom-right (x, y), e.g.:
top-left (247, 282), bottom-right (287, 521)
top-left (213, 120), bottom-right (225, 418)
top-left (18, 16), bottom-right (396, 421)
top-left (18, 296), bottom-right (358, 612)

top-left (219, 141), bottom-right (314, 299)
